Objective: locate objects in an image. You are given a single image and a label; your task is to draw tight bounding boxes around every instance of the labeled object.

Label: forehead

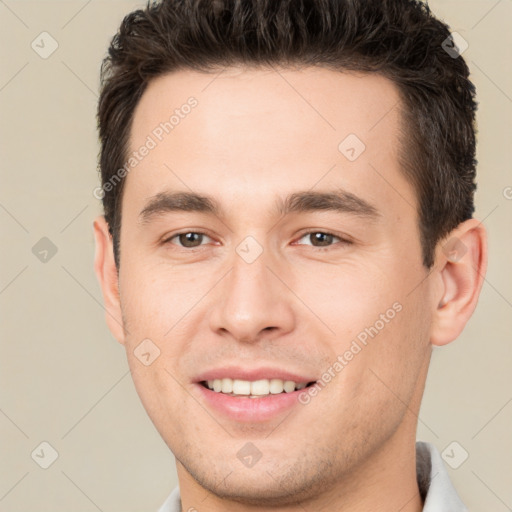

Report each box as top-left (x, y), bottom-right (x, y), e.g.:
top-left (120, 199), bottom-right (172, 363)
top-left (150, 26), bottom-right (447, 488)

top-left (125, 65), bottom-right (413, 217)
top-left (130, 65), bottom-right (402, 148)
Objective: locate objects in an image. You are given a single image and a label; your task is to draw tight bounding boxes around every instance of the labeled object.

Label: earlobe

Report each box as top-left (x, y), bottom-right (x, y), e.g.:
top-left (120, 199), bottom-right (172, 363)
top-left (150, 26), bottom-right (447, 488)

top-left (430, 219), bottom-right (487, 346)
top-left (93, 215), bottom-right (126, 345)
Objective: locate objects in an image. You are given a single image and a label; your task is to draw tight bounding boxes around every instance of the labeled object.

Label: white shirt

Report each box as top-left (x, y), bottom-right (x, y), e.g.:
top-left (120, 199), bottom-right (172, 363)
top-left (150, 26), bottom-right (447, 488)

top-left (157, 441), bottom-right (468, 512)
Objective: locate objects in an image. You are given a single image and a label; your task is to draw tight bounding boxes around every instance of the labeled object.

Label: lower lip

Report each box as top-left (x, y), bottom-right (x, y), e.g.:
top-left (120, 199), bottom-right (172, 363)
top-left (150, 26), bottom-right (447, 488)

top-left (195, 383), bottom-right (313, 422)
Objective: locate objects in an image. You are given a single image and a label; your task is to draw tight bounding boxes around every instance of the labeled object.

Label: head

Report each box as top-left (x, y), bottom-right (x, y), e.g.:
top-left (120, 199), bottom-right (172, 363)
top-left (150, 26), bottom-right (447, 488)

top-left (94, 0), bottom-right (487, 507)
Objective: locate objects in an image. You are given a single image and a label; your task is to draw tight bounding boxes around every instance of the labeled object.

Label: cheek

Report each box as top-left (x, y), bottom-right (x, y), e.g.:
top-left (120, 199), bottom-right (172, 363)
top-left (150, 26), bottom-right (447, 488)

top-left (348, 294), bottom-right (431, 414)
top-left (122, 317), bottom-right (190, 444)
top-left (119, 259), bottom-right (200, 339)
top-left (311, 265), bottom-right (431, 403)
top-left (294, 262), bottom-right (400, 341)
top-left (117, 263), bottom-right (195, 400)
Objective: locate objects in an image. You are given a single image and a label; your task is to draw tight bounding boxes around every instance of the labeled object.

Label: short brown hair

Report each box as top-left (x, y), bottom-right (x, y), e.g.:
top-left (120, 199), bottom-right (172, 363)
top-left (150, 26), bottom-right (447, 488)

top-left (97, 0), bottom-right (478, 269)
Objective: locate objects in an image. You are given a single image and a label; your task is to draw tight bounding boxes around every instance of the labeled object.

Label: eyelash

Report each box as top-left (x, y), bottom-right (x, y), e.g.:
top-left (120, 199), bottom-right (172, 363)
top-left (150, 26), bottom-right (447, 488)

top-left (162, 230), bottom-right (352, 250)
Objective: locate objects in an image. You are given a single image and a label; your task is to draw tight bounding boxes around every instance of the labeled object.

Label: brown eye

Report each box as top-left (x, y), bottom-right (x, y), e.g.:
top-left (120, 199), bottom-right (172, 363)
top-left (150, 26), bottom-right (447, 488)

top-left (167, 232), bottom-right (211, 248)
top-left (297, 231), bottom-right (341, 247)
top-left (310, 232), bottom-right (335, 246)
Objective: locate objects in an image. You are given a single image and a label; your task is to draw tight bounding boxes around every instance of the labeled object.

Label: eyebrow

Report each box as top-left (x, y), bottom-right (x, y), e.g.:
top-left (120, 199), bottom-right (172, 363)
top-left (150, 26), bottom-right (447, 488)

top-left (139, 189), bottom-right (380, 224)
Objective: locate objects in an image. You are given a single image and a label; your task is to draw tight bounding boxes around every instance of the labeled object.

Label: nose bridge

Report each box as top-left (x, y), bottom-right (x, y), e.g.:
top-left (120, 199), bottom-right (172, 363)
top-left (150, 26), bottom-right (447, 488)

top-left (208, 240), bottom-right (295, 342)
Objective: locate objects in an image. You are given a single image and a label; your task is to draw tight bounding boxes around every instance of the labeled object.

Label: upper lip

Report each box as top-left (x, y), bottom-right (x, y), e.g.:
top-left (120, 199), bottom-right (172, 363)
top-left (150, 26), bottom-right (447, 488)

top-left (194, 366), bottom-right (318, 384)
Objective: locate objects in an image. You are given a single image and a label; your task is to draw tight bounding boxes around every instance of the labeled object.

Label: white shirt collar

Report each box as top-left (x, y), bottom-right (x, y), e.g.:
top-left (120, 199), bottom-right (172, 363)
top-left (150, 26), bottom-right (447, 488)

top-left (417, 441), bottom-right (468, 511)
top-left (158, 441), bottom-right (467, 512)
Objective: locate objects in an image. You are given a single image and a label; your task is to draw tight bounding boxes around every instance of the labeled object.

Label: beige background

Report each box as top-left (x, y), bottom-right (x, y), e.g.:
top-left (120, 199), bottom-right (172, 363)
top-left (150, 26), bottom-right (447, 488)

top-left (1, 1), bottom-right (511, 510)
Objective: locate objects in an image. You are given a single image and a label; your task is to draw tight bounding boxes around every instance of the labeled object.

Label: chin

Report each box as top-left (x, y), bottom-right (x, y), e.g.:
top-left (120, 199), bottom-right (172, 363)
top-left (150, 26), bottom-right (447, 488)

top-left (180, 452), bottom-right (333, 507)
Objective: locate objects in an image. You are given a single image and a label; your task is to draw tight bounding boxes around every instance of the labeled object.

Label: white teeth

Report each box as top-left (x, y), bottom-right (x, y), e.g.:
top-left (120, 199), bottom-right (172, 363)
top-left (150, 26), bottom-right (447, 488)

top-left (205, 378), bottom-right (310, 396)
top-left (269, 378), bottom-right (284, 394)
top-left (283, 380), bottom-right (296, 393)
top-left (232, 379), bottom-right (251, 395)
top-left (250, 379), bottom-right (270, 395)
top-left (221, 378), bottom-right (233, 393)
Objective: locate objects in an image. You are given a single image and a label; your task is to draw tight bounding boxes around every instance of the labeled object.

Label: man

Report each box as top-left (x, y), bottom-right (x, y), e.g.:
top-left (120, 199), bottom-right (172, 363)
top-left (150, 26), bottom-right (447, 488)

top-left (93, 0), bottom-right (487, 510)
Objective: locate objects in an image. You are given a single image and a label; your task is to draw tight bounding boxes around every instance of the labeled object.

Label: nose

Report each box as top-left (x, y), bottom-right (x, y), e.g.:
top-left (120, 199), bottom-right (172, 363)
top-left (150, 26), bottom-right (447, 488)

top-left (208, 245), bottom-right (296, 344)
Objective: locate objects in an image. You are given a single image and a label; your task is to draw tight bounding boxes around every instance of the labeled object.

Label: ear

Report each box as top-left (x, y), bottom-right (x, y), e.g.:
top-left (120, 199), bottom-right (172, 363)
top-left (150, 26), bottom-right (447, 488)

top-left (93, 215), bottom-right (126, 345)
top-left (430, 218), bottom-right (488, 346)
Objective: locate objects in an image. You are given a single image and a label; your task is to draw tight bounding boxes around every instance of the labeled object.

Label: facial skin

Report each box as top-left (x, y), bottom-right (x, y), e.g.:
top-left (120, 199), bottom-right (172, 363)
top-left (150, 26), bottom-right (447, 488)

top-left (94, 66), bottom-right (487, 512)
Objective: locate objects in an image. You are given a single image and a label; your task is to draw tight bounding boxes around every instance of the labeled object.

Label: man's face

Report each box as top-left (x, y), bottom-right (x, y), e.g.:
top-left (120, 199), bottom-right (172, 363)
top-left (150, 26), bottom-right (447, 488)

top-left (116, 67), bottom-right (435, 502)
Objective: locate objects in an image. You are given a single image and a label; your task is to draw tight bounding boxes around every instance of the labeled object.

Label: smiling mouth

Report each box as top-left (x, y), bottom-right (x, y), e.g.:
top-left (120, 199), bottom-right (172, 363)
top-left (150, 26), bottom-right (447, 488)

top-left (199, 378), bottom-right (317, 398)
